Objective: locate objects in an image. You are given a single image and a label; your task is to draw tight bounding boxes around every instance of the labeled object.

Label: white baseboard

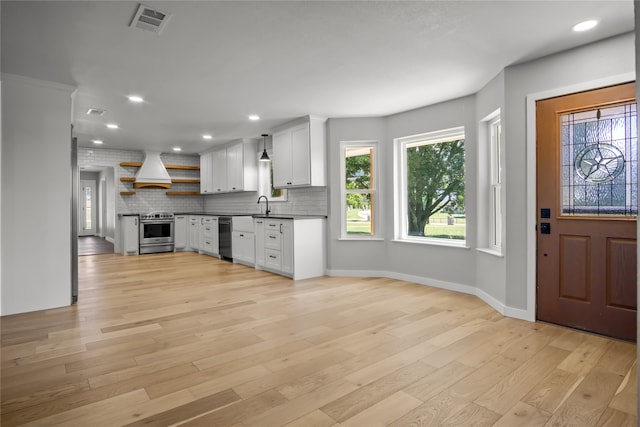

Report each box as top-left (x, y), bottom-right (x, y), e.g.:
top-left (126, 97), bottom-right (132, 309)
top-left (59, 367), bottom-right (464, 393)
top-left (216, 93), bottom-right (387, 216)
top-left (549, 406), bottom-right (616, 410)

top-left (105, 236), bottom-right (115, 244)
top-left (326, 268), bottom-right (531, 322)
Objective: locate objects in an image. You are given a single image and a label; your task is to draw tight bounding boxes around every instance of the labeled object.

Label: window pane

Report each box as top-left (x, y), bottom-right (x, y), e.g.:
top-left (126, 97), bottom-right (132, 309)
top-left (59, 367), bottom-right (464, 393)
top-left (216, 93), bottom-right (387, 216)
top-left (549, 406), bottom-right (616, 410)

top-left (345, 147), bottom-right (372, 190)
top-left (560, 103), bottom-right (637, 216)
top-left (406, 139), bottom-right (465, 239)
top-left (84, 185), bottom-right (92, 229)
top-left (346, 193), bottom-right (373, 235)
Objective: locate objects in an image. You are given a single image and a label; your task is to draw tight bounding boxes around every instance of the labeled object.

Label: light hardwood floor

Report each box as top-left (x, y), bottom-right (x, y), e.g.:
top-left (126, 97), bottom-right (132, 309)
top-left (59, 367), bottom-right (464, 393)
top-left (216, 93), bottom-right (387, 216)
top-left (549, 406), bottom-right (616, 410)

top-left (1, 252), bottom-right (636, 426)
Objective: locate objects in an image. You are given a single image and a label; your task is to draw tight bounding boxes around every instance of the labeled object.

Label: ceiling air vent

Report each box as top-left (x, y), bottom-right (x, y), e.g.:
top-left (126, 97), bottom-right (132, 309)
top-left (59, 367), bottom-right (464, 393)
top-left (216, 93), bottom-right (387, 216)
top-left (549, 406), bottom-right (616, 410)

top-left (86, 108), bottom-right (105, 116)
top-left (130, 4), bottom-right (171, 34)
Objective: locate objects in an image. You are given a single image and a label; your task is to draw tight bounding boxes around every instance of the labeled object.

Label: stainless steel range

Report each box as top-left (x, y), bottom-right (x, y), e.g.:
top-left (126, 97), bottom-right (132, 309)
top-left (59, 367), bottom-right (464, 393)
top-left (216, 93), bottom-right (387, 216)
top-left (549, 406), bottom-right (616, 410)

top-left (139, 212), bottom-right (174, 254)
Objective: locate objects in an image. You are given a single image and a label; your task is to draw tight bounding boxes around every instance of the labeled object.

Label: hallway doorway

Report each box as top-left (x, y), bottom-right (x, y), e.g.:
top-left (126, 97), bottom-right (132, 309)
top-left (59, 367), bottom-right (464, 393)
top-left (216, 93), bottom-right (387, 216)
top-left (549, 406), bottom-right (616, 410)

top-left (78, 236), bottom-right (114, 256)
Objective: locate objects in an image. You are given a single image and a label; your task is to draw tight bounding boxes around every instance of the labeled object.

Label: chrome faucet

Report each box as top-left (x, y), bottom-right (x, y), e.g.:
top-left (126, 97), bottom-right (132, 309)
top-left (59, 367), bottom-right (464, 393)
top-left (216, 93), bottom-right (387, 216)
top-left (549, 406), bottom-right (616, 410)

top-left (257, 195), bottom-right (271, 215)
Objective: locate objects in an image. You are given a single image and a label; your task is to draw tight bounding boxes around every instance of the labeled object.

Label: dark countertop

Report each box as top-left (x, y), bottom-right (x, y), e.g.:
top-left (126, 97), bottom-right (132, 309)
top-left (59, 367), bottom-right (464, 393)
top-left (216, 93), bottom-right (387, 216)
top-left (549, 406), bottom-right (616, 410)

top-left (252, 214), bottom-right (327, 220)
top-left (117, 213), bottom-right (139, 217)
top-left (173, 212), bottom-right (255, 217)
top-left (173, 212), bottom-right (327, 220)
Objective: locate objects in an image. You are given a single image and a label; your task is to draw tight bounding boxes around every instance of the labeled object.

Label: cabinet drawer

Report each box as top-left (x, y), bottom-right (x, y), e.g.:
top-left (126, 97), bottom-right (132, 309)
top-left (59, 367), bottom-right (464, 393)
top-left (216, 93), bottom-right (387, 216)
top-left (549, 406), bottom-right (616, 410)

top-left (265, 231), bottom-right (280, 249)
top-left (202, 240), bottom-right (214, 252)
top-left (265, 221), bottom-right (279, 230)
top-left (203, 226), bottom-right (214, 237)
top-left (265, 249), bottom-right (281, 270)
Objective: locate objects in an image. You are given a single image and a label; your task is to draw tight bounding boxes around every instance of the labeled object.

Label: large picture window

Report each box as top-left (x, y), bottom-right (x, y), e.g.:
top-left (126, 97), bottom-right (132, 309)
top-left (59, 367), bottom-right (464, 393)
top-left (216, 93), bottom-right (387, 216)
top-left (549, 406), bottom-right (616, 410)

top-left (341, 142), bottom-right (378, 238)
top-left (395, 127), bottom-right (466, 244)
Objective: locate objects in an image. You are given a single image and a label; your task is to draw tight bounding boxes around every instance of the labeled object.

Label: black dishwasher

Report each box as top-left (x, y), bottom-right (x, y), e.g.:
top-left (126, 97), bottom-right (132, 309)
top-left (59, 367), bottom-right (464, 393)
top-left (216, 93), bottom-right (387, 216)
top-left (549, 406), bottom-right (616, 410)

top-left (218, 217), bottom-right (232, 261)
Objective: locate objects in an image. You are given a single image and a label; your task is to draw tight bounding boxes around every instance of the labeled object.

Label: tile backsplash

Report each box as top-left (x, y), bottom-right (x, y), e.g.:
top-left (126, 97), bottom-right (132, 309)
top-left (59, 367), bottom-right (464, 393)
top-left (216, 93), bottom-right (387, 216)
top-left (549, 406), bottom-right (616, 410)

top-left (79, 147), bottom-right (203, 214)
top-left (203, 187), bottom-right (327, 216)
top-left (79, 147), bottom-right (327, 216)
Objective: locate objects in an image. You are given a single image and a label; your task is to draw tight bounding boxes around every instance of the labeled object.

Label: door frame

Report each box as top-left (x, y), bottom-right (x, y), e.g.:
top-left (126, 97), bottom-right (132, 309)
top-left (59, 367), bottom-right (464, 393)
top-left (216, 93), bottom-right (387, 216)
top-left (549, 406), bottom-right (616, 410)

top-left (79, 179), bottom-right (97, 236)
top-left (524, 71), bottom-right (636, 322)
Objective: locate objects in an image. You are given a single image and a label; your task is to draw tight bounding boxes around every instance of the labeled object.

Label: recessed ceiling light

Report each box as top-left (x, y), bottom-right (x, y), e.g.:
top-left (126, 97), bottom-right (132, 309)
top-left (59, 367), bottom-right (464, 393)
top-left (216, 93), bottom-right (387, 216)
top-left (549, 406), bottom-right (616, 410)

top-left (106, 123), bottom-right (119, 129)
top-left (172, 147), bottom-right (182, 152)
top-left (92, 139), bottom-right (104, 144)
top-left (572, 20), bottom-right (598, 32)
top-left (86, 108), bottom-right (105, 116)
top-left (128, 95), bottom-right (144, 103)
top-left (248, 115), bottom-right (260, 121)
top-left (202, 134), bottom-right (213, 140)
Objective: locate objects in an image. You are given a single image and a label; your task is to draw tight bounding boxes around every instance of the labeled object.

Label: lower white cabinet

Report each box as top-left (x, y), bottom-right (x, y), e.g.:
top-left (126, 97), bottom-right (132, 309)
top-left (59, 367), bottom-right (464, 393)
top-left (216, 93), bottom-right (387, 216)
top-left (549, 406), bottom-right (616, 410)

top-left (120, 215), bottom-right (139, 255)
top-left (255, 218), bottom-right (324, 280)
top-left (199, 216), bottom-right (219, 256)
top-left (189, 216), bottom-right (201, 252)
top-left (232, 216), bottom-right (255, 266)
top-left (254, 218), bottom-right (265, 267)
top-left (232, 232), bottom-right (255, 266)
top-left (174, 215), bottom-right (188, 251)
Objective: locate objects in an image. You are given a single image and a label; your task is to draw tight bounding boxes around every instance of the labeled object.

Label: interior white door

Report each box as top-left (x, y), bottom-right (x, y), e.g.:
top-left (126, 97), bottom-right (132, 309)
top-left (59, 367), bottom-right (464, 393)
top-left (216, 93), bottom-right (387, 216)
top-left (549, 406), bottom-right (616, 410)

top-left (79, 180), bottom-right (97, 236)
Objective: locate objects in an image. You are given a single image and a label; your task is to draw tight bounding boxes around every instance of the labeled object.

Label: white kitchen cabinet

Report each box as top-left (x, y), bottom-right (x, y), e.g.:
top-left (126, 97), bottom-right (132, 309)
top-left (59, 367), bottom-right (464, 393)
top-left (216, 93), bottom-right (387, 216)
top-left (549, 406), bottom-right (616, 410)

top-left (211, 149), bottom-right (227, 193)
top-left (232, 232), bottom-right (255, 266)
top-left (200, 139), bottom-right (258, 194)
top-left (120, 215), bottom-right (139, 255)
top-left (272, 116), bottom-right (326, 188)
top-left (174, 215), bottom-right (188, 251)
top-left (200, 152), bottom-right (213, 194)
top-left (280, 220), bottom-right (293, 275)
top-left (232, 216), bottom-right (255, 266)
top-left (257, 217), bottom-right (324, 280)
top-left (254, 218), bottom-right (265, 267)
top-left (199, 216), bottom-right (219, 256)
top-left (189, 216), bottom-right (201, 252)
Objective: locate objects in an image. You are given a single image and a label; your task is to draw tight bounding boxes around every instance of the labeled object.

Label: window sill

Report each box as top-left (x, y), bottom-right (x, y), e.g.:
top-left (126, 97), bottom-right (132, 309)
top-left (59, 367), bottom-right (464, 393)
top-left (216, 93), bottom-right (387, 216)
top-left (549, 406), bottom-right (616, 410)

top-left (392, 238), bottom-right (469, 249)
top-left (339, 236), bottom-right (385, 241)
top-left (476, 248), bottom-right (504, 258)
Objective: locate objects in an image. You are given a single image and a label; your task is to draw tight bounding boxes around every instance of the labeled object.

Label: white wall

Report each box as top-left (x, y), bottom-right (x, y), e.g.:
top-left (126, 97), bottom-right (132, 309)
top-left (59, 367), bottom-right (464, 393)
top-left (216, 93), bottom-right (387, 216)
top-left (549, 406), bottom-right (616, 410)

top-left (475, 71), bottom-right (506, 304)
top-left (326, 98), bottom-right (479, 291)
top-left (1, 74), bottom-right (74, 315)
top-left (504, 32), bottom-right (635, 311)
top-left (325, 34), bottom-right (635, 321)
top-left (326, 117), bottom-right (387, 273)
top-left (385, 96), bottom-right (478, 287)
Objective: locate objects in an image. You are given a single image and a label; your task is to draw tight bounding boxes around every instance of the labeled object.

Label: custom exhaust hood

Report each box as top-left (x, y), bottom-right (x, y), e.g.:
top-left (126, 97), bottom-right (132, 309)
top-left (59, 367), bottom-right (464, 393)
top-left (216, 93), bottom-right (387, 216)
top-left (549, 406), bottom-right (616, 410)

top-left (134, 151), bottom-right (172, 189)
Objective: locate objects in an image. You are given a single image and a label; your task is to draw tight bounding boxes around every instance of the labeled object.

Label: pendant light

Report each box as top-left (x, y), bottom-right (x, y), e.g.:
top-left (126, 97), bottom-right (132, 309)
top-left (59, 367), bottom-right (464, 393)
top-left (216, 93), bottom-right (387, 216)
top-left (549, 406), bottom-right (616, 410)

top-left (259, 134), bottom-right (270, 162)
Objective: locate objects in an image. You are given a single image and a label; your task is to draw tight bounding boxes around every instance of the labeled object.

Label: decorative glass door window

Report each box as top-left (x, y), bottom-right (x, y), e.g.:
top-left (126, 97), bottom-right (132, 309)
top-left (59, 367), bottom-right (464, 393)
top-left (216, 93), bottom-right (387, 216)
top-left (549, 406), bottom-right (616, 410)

top-left (561, 103), bottom-right (637, 216)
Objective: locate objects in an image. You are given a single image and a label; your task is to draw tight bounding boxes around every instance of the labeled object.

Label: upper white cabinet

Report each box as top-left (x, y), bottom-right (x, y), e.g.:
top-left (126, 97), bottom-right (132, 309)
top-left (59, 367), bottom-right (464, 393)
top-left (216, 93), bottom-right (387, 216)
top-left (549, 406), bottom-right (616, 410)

top-left (272, 116), bottom-right (326, 188)
top-left (211, 148), bottom-right (227, 193)
top-left (200, 139), bottom-right (258, 194)
top-left (200, 153), bottom-right (213, 194)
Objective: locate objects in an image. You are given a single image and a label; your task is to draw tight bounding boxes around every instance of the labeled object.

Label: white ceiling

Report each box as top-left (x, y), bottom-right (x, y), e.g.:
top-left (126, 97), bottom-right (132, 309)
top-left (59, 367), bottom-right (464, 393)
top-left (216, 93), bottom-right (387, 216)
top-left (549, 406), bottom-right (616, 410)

top-left (1, 1), bottom-right (634, 154)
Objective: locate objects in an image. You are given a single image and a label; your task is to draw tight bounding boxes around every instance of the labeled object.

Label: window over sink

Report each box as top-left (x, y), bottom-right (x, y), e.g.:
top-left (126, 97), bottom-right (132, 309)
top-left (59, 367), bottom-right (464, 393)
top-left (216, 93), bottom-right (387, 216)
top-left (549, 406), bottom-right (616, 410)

top-left (258, 150), bottom-right (287, 202)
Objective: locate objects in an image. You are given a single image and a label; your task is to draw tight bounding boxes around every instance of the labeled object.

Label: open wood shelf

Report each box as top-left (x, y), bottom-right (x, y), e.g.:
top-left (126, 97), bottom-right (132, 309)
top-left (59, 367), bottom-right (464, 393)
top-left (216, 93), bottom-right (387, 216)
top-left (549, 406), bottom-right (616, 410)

top-left (119, 162), bottom-right (200, 171)
top-left (120, 191), bottom-right (136, 195)
top-left (166, 191), bottom-right (201, 196)
top-left (171, 178), bottom-right (200, 183)
top-left (165, 164), bottom-right (200, 170)
top-left (120, 177), bottom-right (136, 182)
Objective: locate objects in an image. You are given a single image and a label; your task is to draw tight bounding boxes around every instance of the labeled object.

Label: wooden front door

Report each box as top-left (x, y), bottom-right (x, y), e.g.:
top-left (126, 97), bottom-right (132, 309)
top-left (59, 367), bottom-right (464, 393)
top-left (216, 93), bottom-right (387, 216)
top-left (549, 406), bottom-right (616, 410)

top-left (536, 83), bottom-right (637, 341)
